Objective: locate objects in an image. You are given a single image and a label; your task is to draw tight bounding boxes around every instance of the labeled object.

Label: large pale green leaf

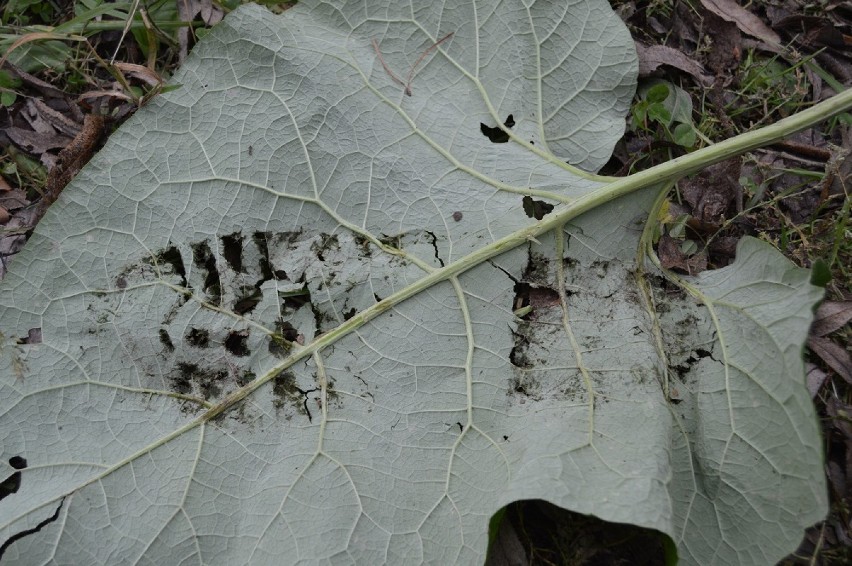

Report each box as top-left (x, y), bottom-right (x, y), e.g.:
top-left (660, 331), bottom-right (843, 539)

top-left (0, 2), bottom-right (825, 564)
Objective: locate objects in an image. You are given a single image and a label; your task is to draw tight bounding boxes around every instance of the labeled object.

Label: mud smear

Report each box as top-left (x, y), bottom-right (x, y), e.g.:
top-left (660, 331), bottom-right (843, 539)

top-left (186, 328), bottom-right (210, 348)
top-left (115, 229), bottom-right (387, 411)
top-left (170, 362), bottom-right (228, 399)
top-left (159, 329), bottom-right (175, 352)
top-left (191, 241), bottom-right (221, 305)
top-left (272, 370), bottom-right (317, 422)
top-left (220, 232), bottom-right (244, 273)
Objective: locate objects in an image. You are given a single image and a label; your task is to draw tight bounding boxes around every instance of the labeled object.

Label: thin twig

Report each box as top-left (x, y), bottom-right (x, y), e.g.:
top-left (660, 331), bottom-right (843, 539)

top-left (404, 32), bottom-right (454, 96)
top-left (371, 38), bottom-right (406, 90)
top-left (372, 32), bottom-right (454, 97)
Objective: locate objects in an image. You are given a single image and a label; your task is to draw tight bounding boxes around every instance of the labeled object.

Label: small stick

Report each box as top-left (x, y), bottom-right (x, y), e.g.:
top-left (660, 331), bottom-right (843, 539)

top-left (372, 38), bottom-right (407, 91)
top-left (372, 32), bottom-right (454, 97)
top-left (404, 32), bottom-right (453, 96)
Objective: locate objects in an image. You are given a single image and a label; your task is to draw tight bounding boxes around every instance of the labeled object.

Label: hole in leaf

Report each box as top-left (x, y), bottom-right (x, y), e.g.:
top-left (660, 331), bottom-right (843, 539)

top-left (479, 113), bottom-right (515, 143)
top-left (16, 328), bottom-right (41, 344)
top-left (155, 245), bottom-right (187, 287)
top-left (522, 196), bottom-right (554, 220)
top-left (513, 281), bottom-right (531, 316)
top-left (379, 233), bottom-right (402, 248)
top-left (252, 232), bottom-right (275, 282)
top-left (234, 286), bottom-right (262, 315)
top-left (312, 233), bottom-right (339, 262)
top-left (237, 371), bottom-right (255, 387)
top-left (490, 500), bottom-right (665, 564)
top-left (277, 320), bottom-right (300, 342)
top-left (509, 334), bottom-right (533, 369)
top-left (225, 331), bottom-right (249, 357)
top-left (191, 241), bottom-right (221, 305)
top-left (221, 232), bottom-right (244, 273)
top-left (516, 283), bottom-right (562, 316)
top-left (280, 284), bottom-right (311, 311)
top-left (186, 328), bottom-right (209, 348)
top-left (343, 307), bottom-right (357, 321)
top-left (268, 336), bottom-right (289, 358)
top-left (0, 456), bottom-right (27, 502)
top-left (268, 319), bottom-right (298, 358)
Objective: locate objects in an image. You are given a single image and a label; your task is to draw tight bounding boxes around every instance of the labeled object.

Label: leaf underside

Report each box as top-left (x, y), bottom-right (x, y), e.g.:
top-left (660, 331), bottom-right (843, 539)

top-left (0, 2), bottom-right (825, 564)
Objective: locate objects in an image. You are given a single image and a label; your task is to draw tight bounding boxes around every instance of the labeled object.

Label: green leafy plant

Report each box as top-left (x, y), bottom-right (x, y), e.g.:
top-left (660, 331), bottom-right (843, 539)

top-left (2, 1), bottom-right (851, 564)
top-left (1, 0), bottom-right (190, 82)
top-left (633, 79), bottom-right (698, 148)
top-left (2, 0), bottom-right (58, 26)
top-left (736, 50), bottom-right (809, 121)
top-left (0, 69), bottom-right (22, 107)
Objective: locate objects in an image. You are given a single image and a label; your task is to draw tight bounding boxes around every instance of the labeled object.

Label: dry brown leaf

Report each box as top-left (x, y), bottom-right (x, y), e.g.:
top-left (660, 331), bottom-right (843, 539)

top-left (1, 61), bottom-right (65, 98)
top-left (0, 188), bottom-right (29, 211)
top-left (681, 159), bottom-right (740, 224)
top-left (809, 336), bottom-right (852, 384)
top-left (806, 363), bottom-right (828, 398)
top-left (29, 99), bottom-right (82, 137)
top-left (827, 460), bottom-right (846, 502)
top-left (827, 397), bottom-right (852, 440)
top-left (113, 62), bottom-right (165, 87)
top-left (177, 0), bottom-right (223, 62)
top-left (635, 42), bottom-right (713, 85)
top-left (485, 513), bottom-right (527, 566)
top-left (700, 0), bottom-right (782, 47)
top-left (0, 205), bottom-right (38, 280)
top-left (21, 100), bottom-right (60, 135)
top-left (177, 0), bottom-right (194, 62)
top-left (823, 126), bottom-right (852, 198)
top-left (6, 127), bottom-right (71, 154)
top-left (811, 301), bottom-right (852, 337)
top-left (77, 89), bottom-right (135, 104)
top-left (657, 234), bottom-right (708, 274)
top-left (199, 0), bottom-right (223, 26)
top-left (705, 13), bottom-right (743, 74)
